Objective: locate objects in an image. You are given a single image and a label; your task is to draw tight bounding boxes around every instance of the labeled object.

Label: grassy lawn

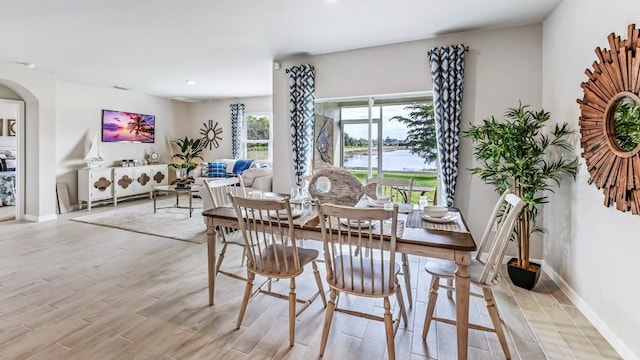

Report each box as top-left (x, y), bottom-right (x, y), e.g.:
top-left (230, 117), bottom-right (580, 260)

top-left (349, 170), bottom-right (437, 204)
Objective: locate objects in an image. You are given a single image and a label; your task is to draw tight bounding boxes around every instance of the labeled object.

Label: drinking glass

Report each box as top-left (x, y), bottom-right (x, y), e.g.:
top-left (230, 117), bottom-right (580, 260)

top-left (419, 195), bottom-right (430, 210)
top-left (290, 186), bottom-right (301, 202)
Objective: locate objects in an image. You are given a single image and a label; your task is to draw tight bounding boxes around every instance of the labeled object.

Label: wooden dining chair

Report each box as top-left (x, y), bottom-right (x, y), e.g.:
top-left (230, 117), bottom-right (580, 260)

top-left (366, 176), bottom-right (414, 204)
top-left (201, 177), bottom-right (248, 281)
top-left (422, 190), bottom-right (525, 359)
top-left (228, 194), bottom-right (327, 346)
top-left (316, 201), bottom-right (408, 360)
top-left (366, 176), bottom-right (415, 308)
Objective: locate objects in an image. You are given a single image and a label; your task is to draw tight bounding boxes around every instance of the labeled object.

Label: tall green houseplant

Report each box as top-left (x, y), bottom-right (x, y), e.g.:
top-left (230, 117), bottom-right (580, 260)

top-left (463, 103), bottom-right (578, 275)
top-left (170, 136), bottom-right (204, 173)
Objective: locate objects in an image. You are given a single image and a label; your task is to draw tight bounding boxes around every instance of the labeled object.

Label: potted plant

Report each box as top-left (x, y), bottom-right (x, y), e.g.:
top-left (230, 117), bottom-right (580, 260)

top-left (463, 103), bottom-right (578, 290)
top-left (169, 136), bottom-right (204, 185)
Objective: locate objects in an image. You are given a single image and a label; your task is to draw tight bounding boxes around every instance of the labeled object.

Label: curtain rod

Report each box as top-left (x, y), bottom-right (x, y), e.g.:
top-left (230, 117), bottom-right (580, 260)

top-left (427, 45), bottom-right (469, 56)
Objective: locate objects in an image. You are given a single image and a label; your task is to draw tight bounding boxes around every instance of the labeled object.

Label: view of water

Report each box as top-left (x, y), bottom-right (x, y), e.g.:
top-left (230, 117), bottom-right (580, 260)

top-left (343, 149), bottom-right (435, 172)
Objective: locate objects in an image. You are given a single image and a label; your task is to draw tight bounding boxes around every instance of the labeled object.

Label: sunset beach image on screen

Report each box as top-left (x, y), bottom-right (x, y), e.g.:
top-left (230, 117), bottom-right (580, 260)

top-left (102, 109), bottom-right (155, 143)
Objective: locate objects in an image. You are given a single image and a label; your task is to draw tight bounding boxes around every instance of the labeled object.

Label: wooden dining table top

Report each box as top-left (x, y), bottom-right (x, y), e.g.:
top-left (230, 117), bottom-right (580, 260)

top-left (202, 205), bottom-right (476, 252)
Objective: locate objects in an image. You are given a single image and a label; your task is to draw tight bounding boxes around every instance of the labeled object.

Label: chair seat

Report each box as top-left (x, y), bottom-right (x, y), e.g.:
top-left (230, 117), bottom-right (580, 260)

top-left (249, 244), bottom-right (319, 277)
top-left (424, 259), bottom-right (502, 287)
top-left (331, 255), bottom-right (401, 295)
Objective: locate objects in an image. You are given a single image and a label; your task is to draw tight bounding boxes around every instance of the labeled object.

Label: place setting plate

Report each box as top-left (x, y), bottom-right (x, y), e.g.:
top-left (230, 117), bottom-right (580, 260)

top-left (420, 212), bottom-right (458, 223)
top-left (269, 209), bottom-right (303, 219)
top-left (340, 218), bottom-right (376, 229)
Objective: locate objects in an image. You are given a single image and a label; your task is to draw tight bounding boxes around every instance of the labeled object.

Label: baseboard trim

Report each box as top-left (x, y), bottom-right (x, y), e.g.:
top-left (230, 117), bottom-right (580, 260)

top-left (542, 262), bottom-right (637, 360)
top-left (24, 213), bottom-right (57, 222)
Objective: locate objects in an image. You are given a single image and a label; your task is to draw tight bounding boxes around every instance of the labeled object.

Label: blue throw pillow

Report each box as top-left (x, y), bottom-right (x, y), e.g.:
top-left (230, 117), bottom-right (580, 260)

top-left (232, 159), bottom-right (254, 174)
top-left (207, 162), bottom-right (227, 178)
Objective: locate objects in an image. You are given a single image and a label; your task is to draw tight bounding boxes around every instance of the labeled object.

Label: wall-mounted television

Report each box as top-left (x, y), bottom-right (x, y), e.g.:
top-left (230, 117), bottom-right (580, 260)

top-left (101, 109), bottom-right (155, 143)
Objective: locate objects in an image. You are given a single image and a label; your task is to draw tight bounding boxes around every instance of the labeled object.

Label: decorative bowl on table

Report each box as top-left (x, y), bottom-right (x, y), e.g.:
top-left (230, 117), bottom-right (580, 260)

top-left (373, 195), bottom-right (390, 204)
top-left (423, 205), bottom-right (448, 218)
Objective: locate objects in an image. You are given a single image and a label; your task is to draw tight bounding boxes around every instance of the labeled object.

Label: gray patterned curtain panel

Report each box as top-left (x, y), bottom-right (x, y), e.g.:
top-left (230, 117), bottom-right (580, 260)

top-left (286, 64), bottom-right (315, 186)
top-left (429, 44), bottom-right (466, 207)
top-left (230, 103), bottom-right (245, 159)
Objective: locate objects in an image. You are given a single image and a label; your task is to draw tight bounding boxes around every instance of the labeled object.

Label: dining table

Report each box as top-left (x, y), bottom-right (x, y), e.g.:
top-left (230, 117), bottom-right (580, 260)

top-left (202, 201), bottom-right (477, 360)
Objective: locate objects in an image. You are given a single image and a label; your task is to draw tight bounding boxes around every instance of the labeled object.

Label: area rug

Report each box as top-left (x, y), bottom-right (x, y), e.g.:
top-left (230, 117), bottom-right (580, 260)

top-left (71, 198), bottom-right (207, 244)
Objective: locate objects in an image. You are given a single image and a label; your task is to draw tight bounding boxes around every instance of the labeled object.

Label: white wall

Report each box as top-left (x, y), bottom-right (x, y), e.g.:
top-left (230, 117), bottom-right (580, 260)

top-left (189, 96), bottom-right (272, 160)
top-left (55, 81), bottom-right (191, 205)
top-left (543, 1), bottom-right (640, 358)
top-left (273, 24), bottom-right (543, 247)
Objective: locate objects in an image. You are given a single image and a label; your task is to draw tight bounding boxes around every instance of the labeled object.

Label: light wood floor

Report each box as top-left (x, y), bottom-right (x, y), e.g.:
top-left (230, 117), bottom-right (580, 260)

top-left (0, 200), bottom-right (621, 359)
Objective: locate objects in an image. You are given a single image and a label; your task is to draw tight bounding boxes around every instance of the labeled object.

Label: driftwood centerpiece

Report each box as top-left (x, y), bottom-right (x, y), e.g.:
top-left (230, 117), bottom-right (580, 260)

top-left (308, 167), bottom-right (364, 206)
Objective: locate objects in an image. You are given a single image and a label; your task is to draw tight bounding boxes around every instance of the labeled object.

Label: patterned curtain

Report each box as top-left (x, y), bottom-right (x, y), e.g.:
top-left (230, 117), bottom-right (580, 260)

top-left (429, 44), bottom-right (466, 207)
top-left (287, 64), bottom-right (315, 186)
top-left (230, 103), bottom-right (245, 159)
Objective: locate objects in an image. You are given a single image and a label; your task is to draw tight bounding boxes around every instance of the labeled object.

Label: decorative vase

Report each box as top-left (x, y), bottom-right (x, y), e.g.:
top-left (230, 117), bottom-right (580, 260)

top-left (175, 168), bottom-right (188, 180)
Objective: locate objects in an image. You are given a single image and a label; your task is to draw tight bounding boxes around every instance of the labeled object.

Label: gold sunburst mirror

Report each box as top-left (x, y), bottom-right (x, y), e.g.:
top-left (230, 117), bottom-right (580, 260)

top-left (200, 120), bottom-right (223, 150)
top-left (578, 24), bottom-right (640, 214)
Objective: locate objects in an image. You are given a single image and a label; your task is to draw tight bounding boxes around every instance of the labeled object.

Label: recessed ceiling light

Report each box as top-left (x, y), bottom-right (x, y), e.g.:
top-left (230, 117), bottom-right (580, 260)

top-left (186, 80), bottom-right (196, 85)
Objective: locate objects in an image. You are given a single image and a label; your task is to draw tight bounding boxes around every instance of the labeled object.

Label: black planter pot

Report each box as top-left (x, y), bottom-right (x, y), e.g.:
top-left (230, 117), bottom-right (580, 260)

top-left (507, 258), bottom-right (541, 290)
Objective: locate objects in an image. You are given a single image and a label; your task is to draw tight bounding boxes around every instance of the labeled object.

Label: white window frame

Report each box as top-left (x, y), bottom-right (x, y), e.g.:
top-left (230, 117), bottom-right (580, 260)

top-left (243, 112), bottom-right (273, 161)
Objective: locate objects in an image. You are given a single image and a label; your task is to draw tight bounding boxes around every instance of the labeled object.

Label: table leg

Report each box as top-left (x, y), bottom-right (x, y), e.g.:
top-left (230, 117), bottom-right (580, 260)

top-left (207, 219), bottom-right (217, 306)
top-left (454, 252), bottom-right (471, 360)
top-left (189, 189), bottom-right (193, 217)
top-left (153, 190), bottom-right (157, 213)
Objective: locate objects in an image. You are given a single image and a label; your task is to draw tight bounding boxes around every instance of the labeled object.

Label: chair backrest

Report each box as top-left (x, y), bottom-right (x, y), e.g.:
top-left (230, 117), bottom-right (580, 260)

top-left (201, 177), bottom-right (246, 210)
top-left (316, 200), bottom-right (399, 296)
top-left (476, 190), bottom-right (525, 286)
top-left (228, 194), bottom-right (301, 276)
top-left (308, 167), bottom-right (364, 206)
top-left (366, 177), bottom-right (414, 203)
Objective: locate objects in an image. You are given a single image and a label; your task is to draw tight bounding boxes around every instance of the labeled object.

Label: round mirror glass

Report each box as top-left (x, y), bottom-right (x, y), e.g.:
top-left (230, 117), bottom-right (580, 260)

top-left (315, 176), bottom-right (331, 194)
top-left (612, 96), bottom-right (640, 152)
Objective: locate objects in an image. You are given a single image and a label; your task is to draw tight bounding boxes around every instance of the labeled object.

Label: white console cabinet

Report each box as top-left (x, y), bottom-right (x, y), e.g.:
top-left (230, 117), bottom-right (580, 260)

top-left (78, 164), bottom-right (168, 210)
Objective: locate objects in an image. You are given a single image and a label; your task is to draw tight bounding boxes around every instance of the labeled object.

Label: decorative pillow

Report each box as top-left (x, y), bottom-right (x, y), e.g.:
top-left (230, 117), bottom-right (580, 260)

top-left (207, 162), bottom-right (227, 178)
top-left (232, 159), bottom-right (254, 174)
top-left (200, 162), bottom-right (209, 177)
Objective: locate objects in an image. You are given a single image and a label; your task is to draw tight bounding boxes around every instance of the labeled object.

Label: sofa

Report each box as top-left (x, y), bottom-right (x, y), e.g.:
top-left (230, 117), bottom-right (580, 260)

top-left (194, 159), bottom-right (273, 210)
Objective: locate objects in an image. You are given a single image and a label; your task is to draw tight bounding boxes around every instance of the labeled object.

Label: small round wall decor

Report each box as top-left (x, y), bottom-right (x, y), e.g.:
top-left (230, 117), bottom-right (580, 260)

top-left (200, 119), bottom-right (222, 150)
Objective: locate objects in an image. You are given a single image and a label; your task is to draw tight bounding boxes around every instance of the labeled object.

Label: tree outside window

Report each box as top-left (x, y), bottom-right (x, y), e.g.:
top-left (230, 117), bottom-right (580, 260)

top-left (244, 114), bottom-right (272, 160)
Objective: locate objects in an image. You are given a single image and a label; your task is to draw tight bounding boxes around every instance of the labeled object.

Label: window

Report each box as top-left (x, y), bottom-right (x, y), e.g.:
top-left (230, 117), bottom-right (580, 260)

top-left (340, 98), bottom-right (435, 175)
top-left (243, 114), bottom-right (272, 161)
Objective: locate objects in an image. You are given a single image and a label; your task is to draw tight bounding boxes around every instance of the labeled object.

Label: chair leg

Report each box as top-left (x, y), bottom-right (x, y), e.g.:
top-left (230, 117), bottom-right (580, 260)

top-left (216, 243), bottom-right (228, 275)
top-left (422, 275), bottom-right (440, 340)
top-left (236, 271), bottom-right (255, 329)
top-left (483, 288), bottom-right (511, 359)
top-left (401, 253), bottom-right (413, 308)
top-left (319, 289), bottom-right (338, 356)
top-left (289, 277), bottom-right (296, 346)
top-left (383, 297), bottom-right (396, 360)
top-left (240, 246), bottom-right (246, 267)
top-left (312, 260), bottom-right (327, 307)
top-left (394, 277), bottom-right (408, 327)
top-left (446, 278), bottom-right (453, 299)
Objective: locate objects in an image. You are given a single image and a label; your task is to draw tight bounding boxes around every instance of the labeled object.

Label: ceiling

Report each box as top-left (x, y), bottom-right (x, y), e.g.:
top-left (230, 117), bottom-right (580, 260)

top-left (0, 0), bottom-right (561, 101)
